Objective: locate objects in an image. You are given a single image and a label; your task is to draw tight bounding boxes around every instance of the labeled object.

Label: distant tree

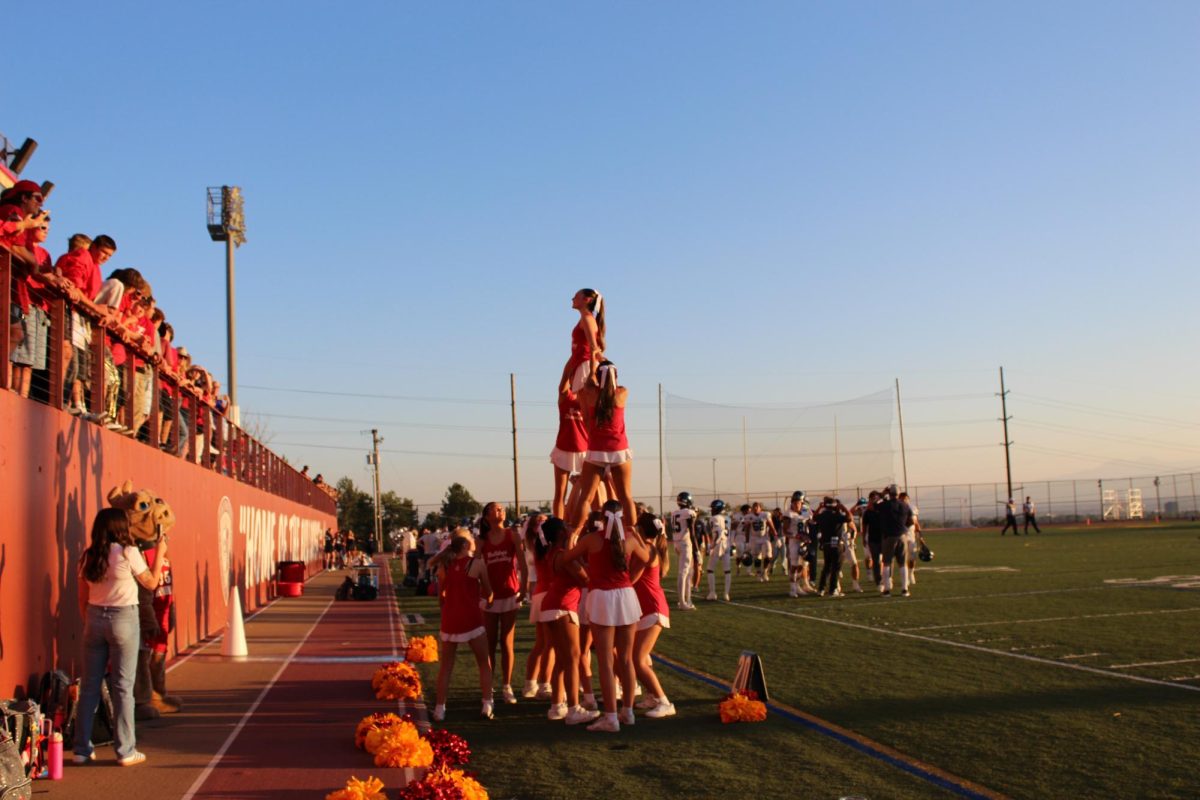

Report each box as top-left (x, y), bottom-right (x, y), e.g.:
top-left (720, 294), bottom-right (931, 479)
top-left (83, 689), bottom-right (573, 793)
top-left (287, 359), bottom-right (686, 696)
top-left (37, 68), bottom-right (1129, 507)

top-left (441, 483), bottom-right (482, 526)
top-left (381, 491), bottom-right (418, 531)
top-left (421, 511), bottom-right (446, 530)
top-left (335, 477), bottom-right (375, 536)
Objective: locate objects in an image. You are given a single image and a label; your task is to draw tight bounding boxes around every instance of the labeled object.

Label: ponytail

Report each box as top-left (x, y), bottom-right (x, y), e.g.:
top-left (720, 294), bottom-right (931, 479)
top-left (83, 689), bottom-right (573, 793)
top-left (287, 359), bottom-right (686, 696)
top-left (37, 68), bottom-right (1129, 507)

top-left (602, 500), bottom-right (627, 573)
top-left (594, 360), bottom-right (618, 424)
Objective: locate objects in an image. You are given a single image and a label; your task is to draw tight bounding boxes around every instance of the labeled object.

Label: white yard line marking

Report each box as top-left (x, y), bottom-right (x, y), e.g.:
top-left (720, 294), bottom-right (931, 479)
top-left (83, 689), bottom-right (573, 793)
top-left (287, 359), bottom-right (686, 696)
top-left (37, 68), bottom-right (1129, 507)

top-left (1059, 653), bottom-right (1104, 660)
top-left (728, 600), bottom-right (1200, 694)
top-left (179, 596), bottom-right (335, 800)
top-left (904, 606), bottom-right (1200, 632)
top-left (1108, 657), bottom-right (1200, 669)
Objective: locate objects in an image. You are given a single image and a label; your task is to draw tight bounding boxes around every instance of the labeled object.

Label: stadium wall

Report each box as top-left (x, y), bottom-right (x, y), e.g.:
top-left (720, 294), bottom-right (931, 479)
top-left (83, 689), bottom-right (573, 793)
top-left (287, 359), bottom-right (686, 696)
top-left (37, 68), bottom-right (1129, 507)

top-left (0, 389), bottom-right (335, 698)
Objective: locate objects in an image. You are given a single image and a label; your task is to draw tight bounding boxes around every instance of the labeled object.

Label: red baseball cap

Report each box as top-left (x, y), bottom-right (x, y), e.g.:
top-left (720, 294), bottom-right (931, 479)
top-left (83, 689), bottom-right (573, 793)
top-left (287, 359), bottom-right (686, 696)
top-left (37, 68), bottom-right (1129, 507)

top-left (9, 180), bottom-right (42, 195)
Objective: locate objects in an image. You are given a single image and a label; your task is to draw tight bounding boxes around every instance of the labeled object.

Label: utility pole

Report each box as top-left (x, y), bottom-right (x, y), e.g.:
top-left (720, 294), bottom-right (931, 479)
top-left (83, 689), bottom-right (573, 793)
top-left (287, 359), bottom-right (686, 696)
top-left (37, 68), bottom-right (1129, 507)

top-left (895, 378), bottom-right (909, 492)
top-left (510, 374), bottom-right (520, 518)
top-left (998, 366), bottom-right (1014, 503)
top-left (742, 416), bottom-right (749, 503)
top-left (370, 429), bottom-right (383, 552)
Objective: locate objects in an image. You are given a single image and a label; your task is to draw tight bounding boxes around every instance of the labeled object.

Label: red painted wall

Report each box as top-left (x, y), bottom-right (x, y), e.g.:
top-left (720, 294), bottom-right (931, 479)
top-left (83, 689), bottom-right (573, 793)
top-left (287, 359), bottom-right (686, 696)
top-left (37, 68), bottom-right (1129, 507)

top-left (0, 390), bottom-right (335, 697)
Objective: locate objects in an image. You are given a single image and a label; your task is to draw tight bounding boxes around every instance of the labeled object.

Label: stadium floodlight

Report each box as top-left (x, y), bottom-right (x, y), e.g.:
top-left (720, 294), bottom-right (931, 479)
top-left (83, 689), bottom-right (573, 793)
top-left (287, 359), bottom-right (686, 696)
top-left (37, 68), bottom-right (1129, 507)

top-left (8, 138), bottom-right (38, 175)
top-left (206, 186), bottom-right (246, 424)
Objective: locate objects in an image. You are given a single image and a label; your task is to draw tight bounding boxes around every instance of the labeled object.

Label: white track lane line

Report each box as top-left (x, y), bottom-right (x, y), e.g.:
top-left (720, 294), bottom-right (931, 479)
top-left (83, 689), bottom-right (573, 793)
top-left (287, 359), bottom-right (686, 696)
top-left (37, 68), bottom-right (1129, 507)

top-left (904, 606), bottom-right (1200, 632)
top-left (167, 578), bottom-right (321, 674)
top-left (179, 596), bottom-right (335, 800)
top-left (728, 600), bottom-right (1200, 694)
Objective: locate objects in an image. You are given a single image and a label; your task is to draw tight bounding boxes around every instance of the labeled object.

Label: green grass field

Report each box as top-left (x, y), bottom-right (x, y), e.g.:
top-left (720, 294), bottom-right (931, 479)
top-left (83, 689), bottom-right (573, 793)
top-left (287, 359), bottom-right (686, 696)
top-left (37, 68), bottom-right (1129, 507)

top-left (392, 522), bottom-right (1200, 800)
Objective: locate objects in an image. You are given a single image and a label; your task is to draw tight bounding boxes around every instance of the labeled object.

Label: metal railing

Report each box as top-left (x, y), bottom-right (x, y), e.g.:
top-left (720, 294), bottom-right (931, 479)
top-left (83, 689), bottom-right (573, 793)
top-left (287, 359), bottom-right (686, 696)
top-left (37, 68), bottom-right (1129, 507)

top-left (2, 249), bottom-right (334, 514)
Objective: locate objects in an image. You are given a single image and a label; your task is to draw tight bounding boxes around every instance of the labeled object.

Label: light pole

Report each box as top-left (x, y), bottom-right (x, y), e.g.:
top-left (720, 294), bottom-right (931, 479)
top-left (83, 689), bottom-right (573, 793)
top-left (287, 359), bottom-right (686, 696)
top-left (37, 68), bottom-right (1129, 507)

top-left (206, 186), bottom-right (246, 425)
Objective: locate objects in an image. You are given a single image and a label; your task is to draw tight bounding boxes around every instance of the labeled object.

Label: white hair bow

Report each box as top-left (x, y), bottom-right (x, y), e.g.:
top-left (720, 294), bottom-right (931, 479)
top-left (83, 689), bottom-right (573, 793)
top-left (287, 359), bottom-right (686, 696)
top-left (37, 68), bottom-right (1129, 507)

top-left (534, 520), bottom-right (547, 547)
top-left (604, 508), bottom-right (625, 542)
top-left (652, 518), bottom-right (664, 532)
top-left (598, 363), bottom-right (614, 389)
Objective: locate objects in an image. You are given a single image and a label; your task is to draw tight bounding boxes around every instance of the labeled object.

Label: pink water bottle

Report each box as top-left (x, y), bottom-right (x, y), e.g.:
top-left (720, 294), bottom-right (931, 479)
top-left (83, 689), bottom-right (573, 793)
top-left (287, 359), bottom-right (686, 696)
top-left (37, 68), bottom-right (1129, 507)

top-left (48, 732), bottom-right (63, 780)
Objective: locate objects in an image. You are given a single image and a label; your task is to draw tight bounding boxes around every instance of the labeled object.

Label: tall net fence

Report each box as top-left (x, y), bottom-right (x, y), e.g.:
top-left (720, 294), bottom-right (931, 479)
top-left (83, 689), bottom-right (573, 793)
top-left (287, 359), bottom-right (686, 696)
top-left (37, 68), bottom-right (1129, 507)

top-left (662, 387), bottom-right (898, 510)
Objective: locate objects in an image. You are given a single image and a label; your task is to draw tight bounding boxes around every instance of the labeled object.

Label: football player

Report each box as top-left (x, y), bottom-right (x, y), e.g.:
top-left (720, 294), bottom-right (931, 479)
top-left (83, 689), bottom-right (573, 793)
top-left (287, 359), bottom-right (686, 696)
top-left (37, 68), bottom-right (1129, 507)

top-left (782, 491), bottom-right (816, 596)
top-left (670, 492), bottom-right (698, 610)
top-left (704, 499), bottom-right (733, 601)
top-left (745, 501), bottom-right (777, 581)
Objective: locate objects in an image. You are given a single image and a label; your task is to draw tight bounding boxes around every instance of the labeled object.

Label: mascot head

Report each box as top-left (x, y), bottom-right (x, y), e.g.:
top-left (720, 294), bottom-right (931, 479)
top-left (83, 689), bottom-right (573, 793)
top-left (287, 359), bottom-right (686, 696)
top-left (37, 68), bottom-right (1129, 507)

top-left (107, 480), bottom-right (175, 547)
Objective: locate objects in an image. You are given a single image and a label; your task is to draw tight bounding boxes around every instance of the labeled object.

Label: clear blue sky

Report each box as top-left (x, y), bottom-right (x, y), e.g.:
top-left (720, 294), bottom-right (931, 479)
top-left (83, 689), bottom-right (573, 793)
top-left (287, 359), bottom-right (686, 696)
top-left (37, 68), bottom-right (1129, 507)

top-left (9, 1), bottom-right (1199, 511)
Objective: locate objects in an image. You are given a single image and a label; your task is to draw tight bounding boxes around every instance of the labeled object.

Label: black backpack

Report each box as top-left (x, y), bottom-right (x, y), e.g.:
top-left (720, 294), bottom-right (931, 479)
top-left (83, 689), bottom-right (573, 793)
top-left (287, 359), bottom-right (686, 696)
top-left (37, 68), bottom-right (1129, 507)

top-left (0, 728), bottom-right (31, 800)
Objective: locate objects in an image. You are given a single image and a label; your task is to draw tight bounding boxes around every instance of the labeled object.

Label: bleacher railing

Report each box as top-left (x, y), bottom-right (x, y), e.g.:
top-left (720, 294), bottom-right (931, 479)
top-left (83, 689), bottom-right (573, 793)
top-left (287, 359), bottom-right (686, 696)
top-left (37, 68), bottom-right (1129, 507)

top-left (2, 250), bottom-right (335, 515)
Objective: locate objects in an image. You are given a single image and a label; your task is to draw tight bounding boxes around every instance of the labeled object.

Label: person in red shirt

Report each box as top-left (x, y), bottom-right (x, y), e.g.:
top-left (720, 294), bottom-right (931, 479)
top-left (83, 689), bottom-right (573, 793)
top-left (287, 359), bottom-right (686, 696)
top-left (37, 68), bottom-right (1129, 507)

top-left (157, 320), bottom-right (178, 448)
top-left (9, 212), bottom-right (54, 396)
top-left (0, 180), bottom-right (46, 264)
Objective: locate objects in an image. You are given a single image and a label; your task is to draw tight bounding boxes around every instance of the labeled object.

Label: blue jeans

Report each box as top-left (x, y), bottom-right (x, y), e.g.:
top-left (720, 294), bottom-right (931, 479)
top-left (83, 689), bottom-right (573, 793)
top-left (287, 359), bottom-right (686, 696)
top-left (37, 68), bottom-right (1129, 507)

top-left (75, 605), bottom-right (140, 760)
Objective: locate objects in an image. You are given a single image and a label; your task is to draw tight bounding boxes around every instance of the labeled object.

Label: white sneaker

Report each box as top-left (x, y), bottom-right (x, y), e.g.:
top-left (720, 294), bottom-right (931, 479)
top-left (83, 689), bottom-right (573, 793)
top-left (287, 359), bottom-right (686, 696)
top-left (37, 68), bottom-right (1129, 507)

top-left (431, 704), bottom-right (446, 722)
top-left (501, 685), bottom-right (518, 704)
top-left (481, 700), bottom-right (495, 720)
top-left (72, 752), bottom-right (96, 765)
top-left (635, 695), bottom-right (660, 710)
top-left (522, 681), bottom-right (539, 699)
top-left (536, 683), bottom-right (553, 700)
top-left (547, 702), bottom-right (568, 720)
top-left (586, 714), bottom-right (620, 733)
top-left (722, 594), bottom-right (730, 602)
top-left (852, 581), bottom-right (863, 593)
top-left (580, 693), bottom-right (598, 710)
top-left (565, 705), bottom-right (600, 725)
top-left (619, 707), bottom-right (635, 726)
top-left (645, 701), bottom-right (676, 719)
top-left (705, 592), bottom-right (717, 601)
top-left (117, 751), bottom-right (146, 767)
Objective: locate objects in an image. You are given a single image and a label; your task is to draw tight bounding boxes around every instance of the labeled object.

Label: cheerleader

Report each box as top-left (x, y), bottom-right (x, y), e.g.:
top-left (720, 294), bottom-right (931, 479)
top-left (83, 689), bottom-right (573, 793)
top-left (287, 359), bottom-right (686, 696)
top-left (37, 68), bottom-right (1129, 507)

top-left (567, 360), bottom-right (636, 537)
top-left (561, 288), bottom-right (606, 394)
top-left (631, 512), bottom-right (675, 718)
top-left (537, 516), bottom-right (601, 725)
top-left (550, 388), bottom-right (588, 519)
top-left (477, 502), bottom-right (528, 705)
top-left (705, 499), bottom-right (733, 601)
top-left (563, 499), bottom-right (650, 733)
top-left (522, 516), bottom-right (555, 699)
top-left (430, 531), bottom-right (495, 721)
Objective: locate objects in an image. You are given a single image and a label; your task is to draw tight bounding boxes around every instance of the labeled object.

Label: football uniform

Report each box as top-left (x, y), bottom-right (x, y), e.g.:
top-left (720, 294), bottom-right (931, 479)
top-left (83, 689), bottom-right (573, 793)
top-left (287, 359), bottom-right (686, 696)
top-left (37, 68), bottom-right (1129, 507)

top-left (670, 506), bottom-right (698, 608)
top-left (747, 511), bottom-right (772, 560)
top-left (704, 512), bottom-right (732, 600)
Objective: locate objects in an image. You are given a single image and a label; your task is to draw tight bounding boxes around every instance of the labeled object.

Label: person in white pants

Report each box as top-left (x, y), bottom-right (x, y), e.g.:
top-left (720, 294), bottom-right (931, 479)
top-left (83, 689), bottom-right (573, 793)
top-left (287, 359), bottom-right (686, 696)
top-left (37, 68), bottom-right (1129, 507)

top-left (669, 492), bottom-right (697, 610)
top-left (705, 499), bottom-right (733, 601)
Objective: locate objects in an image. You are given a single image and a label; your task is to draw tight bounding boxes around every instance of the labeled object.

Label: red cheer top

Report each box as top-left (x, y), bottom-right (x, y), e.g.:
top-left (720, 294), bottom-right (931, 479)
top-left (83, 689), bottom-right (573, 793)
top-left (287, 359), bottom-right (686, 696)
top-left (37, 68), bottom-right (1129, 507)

top-left (480, 530), bottom-right (520, 599)
top-left (567, 319), bottom-right (592, 373)
top-left (440, 556), bottom-right (485, 636)
top-left (530, 550), bottom-right (551, 596)
top-left (540, 545), bottom-right (583, 613)
top-left (556, 391), bottom-right (588, 453)
top-left (587, 535), bottom-right (633, 590)
top-left (588, 404), bottom-right (628, 452)
top-left (632, 557), bottom-right (669, 620)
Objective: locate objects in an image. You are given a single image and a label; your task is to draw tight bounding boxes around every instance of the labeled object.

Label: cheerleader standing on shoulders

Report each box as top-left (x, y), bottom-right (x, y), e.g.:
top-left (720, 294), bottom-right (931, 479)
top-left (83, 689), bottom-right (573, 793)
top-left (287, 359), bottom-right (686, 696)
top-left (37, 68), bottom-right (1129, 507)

top-left (537, 516), bottom-right (600, 725)
top-left (568, 360), bottom-right (637, 536)
top-left (522, 515), bottom-right (555, 700)
top-left (550, 388), bottom-right (588, 519)
top-left (478, 502), bottom-right (528, 705)
top-left (563, 500), bottom-right (650, 733)
top-left (630, 512), bottom-right (675, 718)
top-left (561, 288), bottom-right (606, 394)
top-left (430, 531), bottom-right (496, 721)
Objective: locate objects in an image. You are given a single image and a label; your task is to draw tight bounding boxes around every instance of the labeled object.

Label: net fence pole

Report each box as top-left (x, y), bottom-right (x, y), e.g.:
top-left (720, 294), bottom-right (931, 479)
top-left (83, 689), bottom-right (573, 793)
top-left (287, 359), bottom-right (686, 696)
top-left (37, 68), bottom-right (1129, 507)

top-left (658, 383), bottom-right (664, 514)
top-left (510, 373), bottom-right (520, 517)
top-left (742, 416), bottom-right (748, 503)
top-left (895, 378), bottom-right (909, 492)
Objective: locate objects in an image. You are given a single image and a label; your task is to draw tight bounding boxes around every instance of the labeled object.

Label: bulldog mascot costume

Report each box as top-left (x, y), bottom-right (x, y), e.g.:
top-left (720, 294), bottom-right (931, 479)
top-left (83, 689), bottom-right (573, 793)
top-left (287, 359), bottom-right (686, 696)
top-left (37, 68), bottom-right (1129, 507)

top-left (106, 481), bottom-right (182, 719)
